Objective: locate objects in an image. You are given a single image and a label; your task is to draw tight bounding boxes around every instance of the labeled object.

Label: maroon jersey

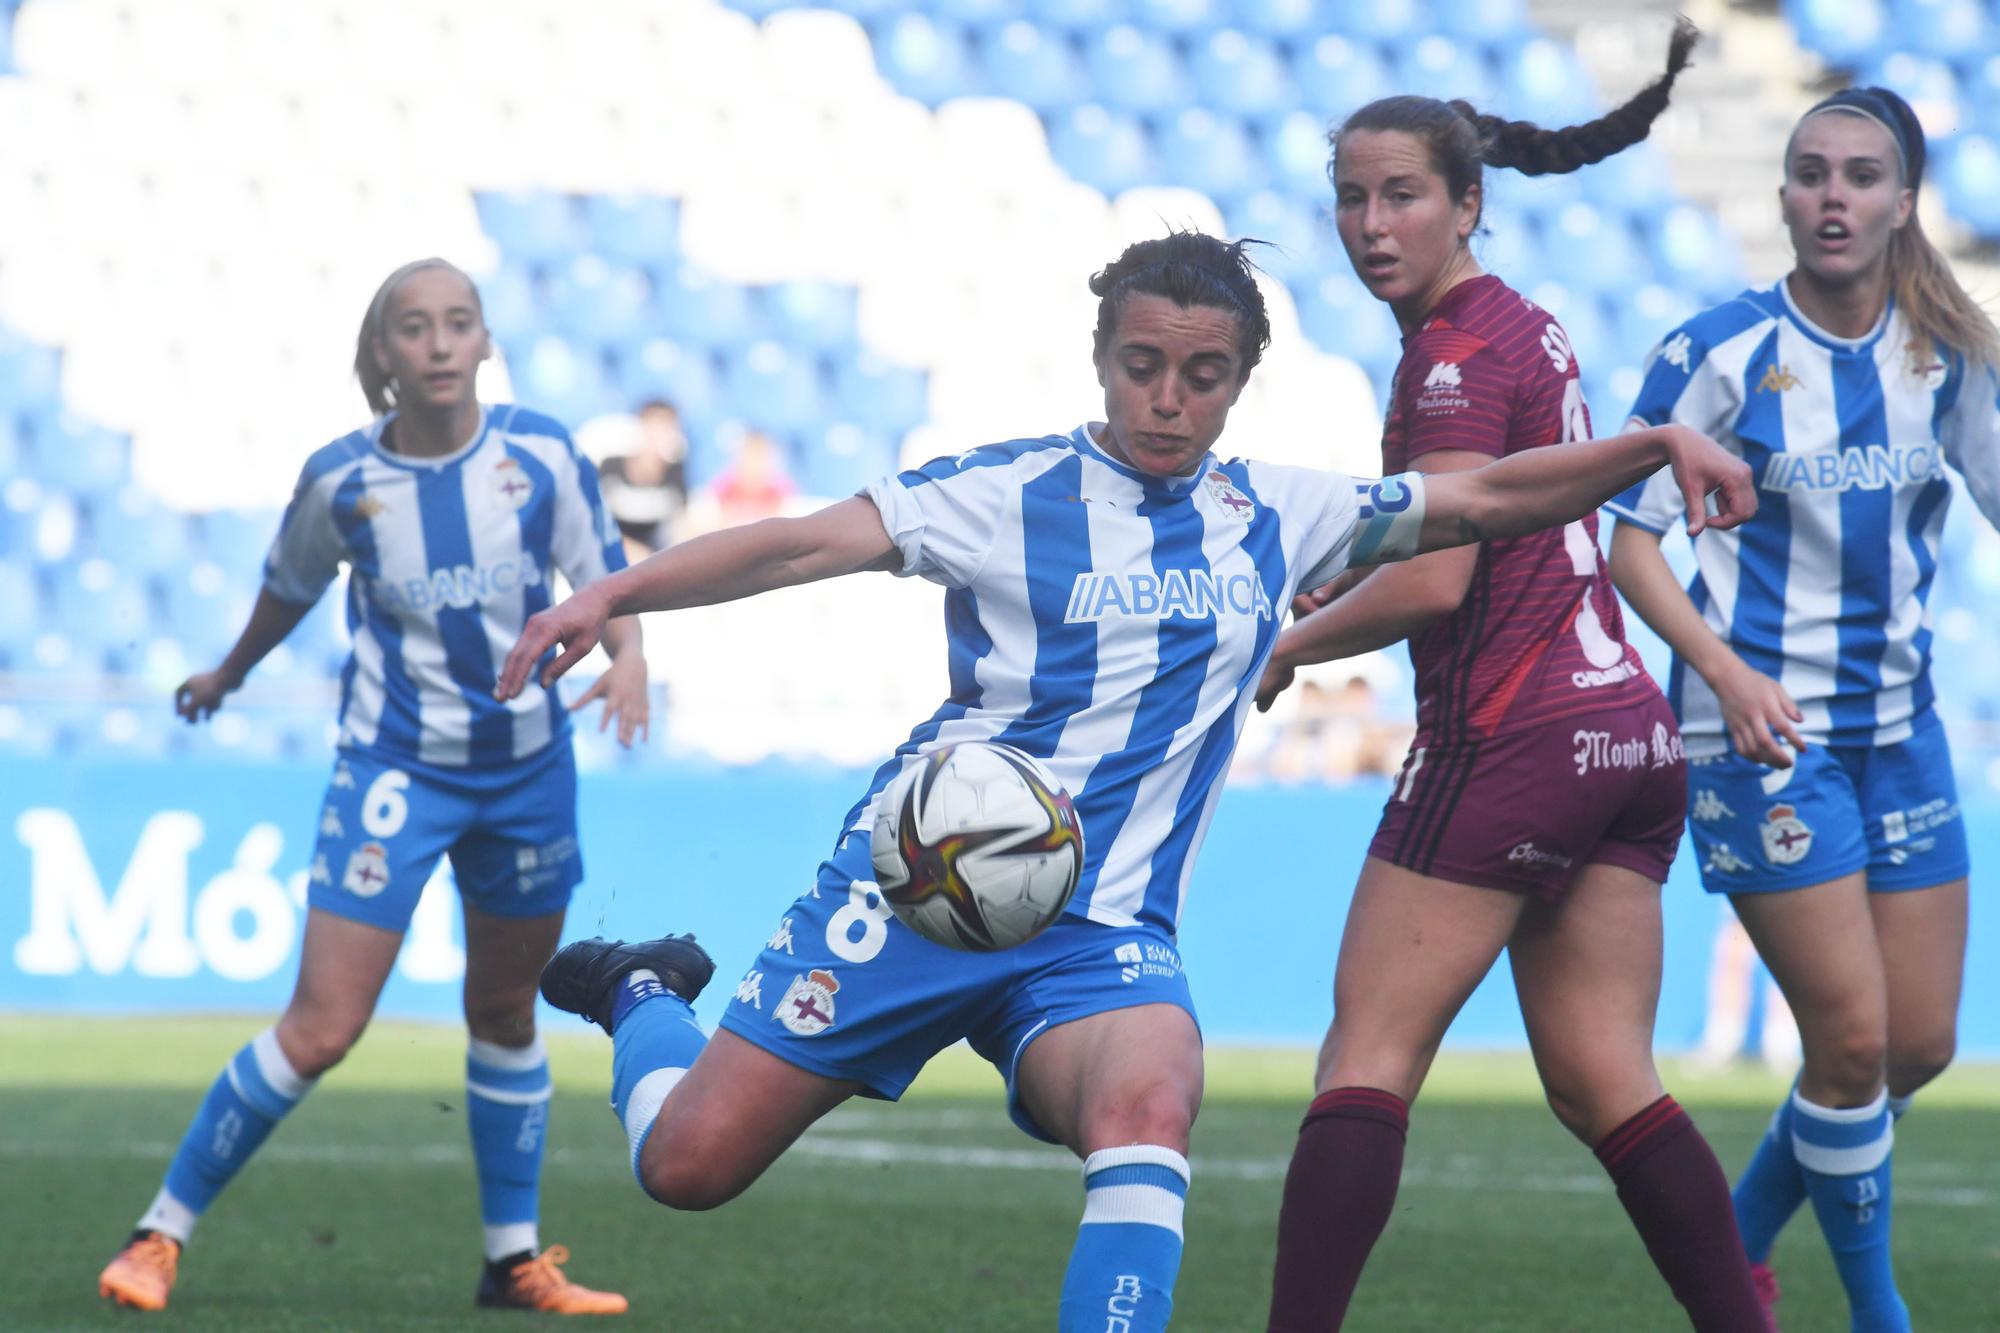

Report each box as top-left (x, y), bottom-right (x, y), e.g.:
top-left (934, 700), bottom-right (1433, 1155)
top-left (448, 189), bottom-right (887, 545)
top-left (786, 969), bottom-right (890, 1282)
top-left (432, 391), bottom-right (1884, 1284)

top-left (1382, 275), bottom-right (1656, 744)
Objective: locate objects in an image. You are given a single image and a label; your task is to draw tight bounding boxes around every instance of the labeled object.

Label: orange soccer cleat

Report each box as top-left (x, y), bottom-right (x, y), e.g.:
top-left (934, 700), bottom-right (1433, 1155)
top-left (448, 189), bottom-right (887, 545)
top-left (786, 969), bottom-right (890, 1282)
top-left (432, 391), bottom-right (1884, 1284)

top-left (475, 1244), bottom-right (628, 1316)
top-left (98, 1230), bottom-right (182, 1311)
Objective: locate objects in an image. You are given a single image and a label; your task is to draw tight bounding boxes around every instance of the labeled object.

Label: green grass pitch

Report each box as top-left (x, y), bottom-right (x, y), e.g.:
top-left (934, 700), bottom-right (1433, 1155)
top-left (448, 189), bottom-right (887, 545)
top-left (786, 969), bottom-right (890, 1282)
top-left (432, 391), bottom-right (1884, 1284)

top-left (3, 1015), bottom-right (1996, 1331)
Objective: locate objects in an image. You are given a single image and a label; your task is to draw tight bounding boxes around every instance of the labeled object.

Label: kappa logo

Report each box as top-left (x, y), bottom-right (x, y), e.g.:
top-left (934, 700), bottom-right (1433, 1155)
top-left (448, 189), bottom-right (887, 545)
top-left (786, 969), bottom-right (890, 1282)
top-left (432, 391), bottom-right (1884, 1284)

top-left (1705, 841), bottom-right (1753, 874)
top-left (1424, 361), bottom-right (1462, 391)
top-left (1761, 804), bottom-right (1814, 865)
top-left (309, 853), bottom-right (332, 886)
top-left (1204, 471), bottom-right (1256, 521)
top-left (342, 841), bottom-right (390, 898)
top-left (775, 968), bottom-right (840, 1036)
top-left (330, 762), bottom-right (356, 790)
top-left (735, 970), bottom-right (764, 1009)
top-left (494, 457), bottom-right (534, 510)
top-left (319, 805), bottom-right (344, 838)
top-left (1691, 789), bottom-right (1736, 823)
top-left (1756, 363), bottom-right (1802, 394)
top-left (1659, 332), bottom-right (1693, 371)
top-left (351, 495), bottom-right (388, 520)
top-left (766, 917), bottom-right (795, 954)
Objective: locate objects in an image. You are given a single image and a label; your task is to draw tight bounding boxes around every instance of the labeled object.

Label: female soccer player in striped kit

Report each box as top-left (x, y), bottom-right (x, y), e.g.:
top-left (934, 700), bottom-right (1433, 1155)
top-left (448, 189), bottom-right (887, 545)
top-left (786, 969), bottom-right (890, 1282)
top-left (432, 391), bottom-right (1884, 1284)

top-left (1609, 88), bottom-right (2000, 1332)
top-left (1260, 26), bottom-right (1771, 1332)
top-left (97, 259), bottom-right (645, 1316)
top-left (493, 232), bottom-right (1752, 1333)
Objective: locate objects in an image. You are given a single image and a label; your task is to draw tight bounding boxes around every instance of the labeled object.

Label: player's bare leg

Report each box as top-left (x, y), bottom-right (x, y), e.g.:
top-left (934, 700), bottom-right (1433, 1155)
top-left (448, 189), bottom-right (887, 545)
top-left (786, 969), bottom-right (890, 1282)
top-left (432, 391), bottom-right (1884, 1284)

top-left (1016, 1003), bottom-right (1203, 1333)
top-left (1268, 857), bottom-right (1523, 1332)
top-left (1512, 863), bottom-right (1763, 1330)
top-left (1872, 878), bottom-right (1966, 1101)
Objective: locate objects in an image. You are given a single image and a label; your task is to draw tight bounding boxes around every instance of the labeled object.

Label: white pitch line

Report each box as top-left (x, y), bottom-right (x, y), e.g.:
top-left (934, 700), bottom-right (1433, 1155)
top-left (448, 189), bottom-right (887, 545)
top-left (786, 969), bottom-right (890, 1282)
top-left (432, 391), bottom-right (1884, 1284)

top-left (1, 1136), bottom-right (1988, 1208)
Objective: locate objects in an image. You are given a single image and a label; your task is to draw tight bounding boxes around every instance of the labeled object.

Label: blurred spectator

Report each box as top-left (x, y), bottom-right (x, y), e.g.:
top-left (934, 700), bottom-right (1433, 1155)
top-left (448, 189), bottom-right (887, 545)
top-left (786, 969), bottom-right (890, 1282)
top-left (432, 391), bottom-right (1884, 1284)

top-left (1690, 914), bottom-right (1801, 1073)
top-left (597, 398), bottom-right (689, 557)
top-left (693, 427), bottom-right (797, 531)
top-left (1255, 667), bottom-right (1413, 785)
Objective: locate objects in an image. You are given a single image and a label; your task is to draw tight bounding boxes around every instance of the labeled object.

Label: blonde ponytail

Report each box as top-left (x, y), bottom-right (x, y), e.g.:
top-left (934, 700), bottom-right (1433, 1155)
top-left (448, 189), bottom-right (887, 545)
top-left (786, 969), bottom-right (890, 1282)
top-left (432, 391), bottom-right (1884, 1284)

top-left (1890, 215), bottom-right (2000, 374)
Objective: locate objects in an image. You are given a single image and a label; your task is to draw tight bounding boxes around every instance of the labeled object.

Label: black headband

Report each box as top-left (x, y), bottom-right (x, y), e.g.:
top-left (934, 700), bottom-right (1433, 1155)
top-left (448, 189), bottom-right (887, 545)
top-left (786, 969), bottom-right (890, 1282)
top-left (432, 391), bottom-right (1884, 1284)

top-left (1802, 86), bottom-right (1926, 190)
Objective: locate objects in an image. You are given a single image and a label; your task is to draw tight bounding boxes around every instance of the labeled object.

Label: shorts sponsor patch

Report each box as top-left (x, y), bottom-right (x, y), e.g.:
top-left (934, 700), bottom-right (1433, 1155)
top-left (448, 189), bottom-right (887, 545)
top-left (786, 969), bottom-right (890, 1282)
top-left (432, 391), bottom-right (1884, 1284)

top-left (775, 968), bottom-right (840, 1036)
top-left (1507, 841), bottom-right (1574, 870)
top-left (1111, 940), bottom-right (1182, 985)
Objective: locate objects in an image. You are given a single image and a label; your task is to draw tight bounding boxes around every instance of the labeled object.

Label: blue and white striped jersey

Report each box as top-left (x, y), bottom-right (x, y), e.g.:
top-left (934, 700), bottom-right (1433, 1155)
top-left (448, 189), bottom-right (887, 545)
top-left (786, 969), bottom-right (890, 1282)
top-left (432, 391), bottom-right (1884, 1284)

top-left (264, 404), bottom-right (626, 767)
top-left (1609, 282), bottom-right (2000, 752)
top-left (860, 424), bottom-right (1425, 934)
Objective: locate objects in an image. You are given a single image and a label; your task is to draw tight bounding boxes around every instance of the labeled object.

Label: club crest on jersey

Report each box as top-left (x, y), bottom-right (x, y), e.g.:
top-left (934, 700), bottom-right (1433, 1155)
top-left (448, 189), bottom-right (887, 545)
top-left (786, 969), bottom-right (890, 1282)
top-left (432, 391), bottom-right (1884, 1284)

top-left (1204, 472), bottom-right (1255, 520)
top-left (493, 457), bottom-right (534, 510)
top-left (775, 968), bottom-right (840, 1036)
top-left (1761, 805), bottom-right (1813, 865)
top-left (342, 841), bottom-right (391, 898)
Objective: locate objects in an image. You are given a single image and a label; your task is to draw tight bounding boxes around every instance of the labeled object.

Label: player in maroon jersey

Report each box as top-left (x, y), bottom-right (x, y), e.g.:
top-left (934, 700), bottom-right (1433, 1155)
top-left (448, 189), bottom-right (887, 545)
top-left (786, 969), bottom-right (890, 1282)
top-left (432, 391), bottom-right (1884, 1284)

top-left (1260, 23), bottom-right (1768, 1333)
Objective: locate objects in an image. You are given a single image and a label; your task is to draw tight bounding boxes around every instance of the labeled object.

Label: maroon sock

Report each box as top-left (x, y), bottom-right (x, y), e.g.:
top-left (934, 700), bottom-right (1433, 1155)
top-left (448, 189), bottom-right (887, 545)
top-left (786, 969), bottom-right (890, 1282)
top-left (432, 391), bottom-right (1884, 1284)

top-left (1595, 1096), bottom-right (1768, 1332)
top-left (1266, 1086), bottom-right (1409, 1333)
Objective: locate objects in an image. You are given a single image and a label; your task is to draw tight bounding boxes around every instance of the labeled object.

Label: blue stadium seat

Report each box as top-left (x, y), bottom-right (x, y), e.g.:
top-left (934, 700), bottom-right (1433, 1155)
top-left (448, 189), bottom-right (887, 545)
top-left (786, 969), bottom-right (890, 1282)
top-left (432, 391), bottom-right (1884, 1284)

top-left (545, 254), bottom-right (652, 342)
top-left (1469, 209), bottom-right (1546, 289)
top-left (1229, 0), bottom-right (1315, 39)
top-left (722, 340), bottom-right (828, 434)
top-left (0, 561), bottom-right (38, 650)
top-left (1392, 34), bottom-right (1498, 106)
top-left (1189, 28), bottom-right (1293, 117)
top-left (1937, 132), bottom-right (2000, 235)
top-left (581, 193), bottom-right (681, 264)
top-left (512, 335), bottom-right (616, 427)
top-left (159, 561), bottom-right (251, 662)
top-left (1220, 187), bottom-right (1325, 287)
top-left (1026, 0), bottom-right (1129, 34)
top-left (932, 0), bottom-right (1027, 22)
top-left (1156, 108), bottom-right (1266, 197)
top-left (1258, 108), bottom-right (1335, 199)
top-left (977, 19), bottom-right (1086, 112)
top-left (1962, 54), bottom-right (2000, 139)
top-left (1859, 52), bottom-right (1963, 130)
top-left (1047, 103), bottom-right (1159, 194)
top-left (1083, 24), bottom-right (1190, 114)
top-left (794, 421), bottom-right (900, 497)
top-left (476, 192), bottom-right (586, 261)
top-left (1886, 0), bottom-right (1988, 62)
top-left (1129, 0), bottom-right (1231, 35)
top-left (194, 508), bottom-right (278, 579)
top-left (1648, 202), bottom-right (1741, 300)
top-left (29, 414), bottom-right (128, 499)
top-left (651, 262), bottom-right (762, 349)
top-left (0, 335), bottom-right (60, 405)
top-left (1293, 272), bottom-right (1401, 364)
top-left (1782, 0), bottom-right (1889, 68)
top-left (1583, 141), bottom-right (1675, 219)
top-left (478, 263), bottom-right (541, 345)
top-left (86, 490), bottom-right (191, 575)
top-left (615, 337), bottom-right (727, 428)
top-left (874, 12), bottom-right (979, 104)
top-left (51, 559), bottom-right (150, 669)
top-left (1488, 165), bottom-right (1583, 225)
top-left (833, 353), bottom-right (929, 436)
top-left (1340, 0), bottom-right (1428, 43)
top-left (1544, 202), bottom-right (1645, 296)
top-left (1496, 36), bottom-right (1597, 125)
top-left (1292, 34), bottom-right (1394, 124)
top-left (760, 279), bottom-right (858, 352)
top-left (0, 477), bottom-right (39, 557)
top-left (1431, 0), bottom-right (1529, 46)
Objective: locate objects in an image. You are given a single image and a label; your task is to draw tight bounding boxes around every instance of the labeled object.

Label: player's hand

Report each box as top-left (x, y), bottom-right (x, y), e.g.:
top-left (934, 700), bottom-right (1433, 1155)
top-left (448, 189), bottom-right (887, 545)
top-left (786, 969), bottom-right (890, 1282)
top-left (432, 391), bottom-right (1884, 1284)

top-left (497, 588), bottom-right (609, 701)
top-left (1711, 657), bottom-right (1807, 767)
top-left (1662, 424), bottom-right (1756, 536)
top-left (570, 647), bottom-right (650, 748)
top-left (174, 668), bottom-right (242, 723)
top-left (1255, 657), bottom-right (1296, 713)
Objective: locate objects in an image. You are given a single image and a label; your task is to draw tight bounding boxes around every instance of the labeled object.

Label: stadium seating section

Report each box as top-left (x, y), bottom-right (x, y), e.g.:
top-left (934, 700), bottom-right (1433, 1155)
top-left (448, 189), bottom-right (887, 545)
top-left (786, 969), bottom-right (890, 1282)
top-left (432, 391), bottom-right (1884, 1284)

top-left (0, 0), bottom-right (1996, 775)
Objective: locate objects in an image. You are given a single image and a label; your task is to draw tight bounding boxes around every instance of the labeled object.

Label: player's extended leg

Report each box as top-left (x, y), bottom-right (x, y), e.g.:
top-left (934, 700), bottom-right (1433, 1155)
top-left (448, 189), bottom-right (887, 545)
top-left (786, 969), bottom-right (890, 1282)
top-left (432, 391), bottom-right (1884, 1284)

top-left (1734, 879), bottom-right (1908, 1333)
top-left (1875, 878), bottom-right (1966, 1103)
top-left (538, 936), bottom-right (861, 1212)
top-left (1266, 856), bottom-right (1524, 1333)
top-left (1509, 863), bottom-right (1764, 1330)
top-left (459, 905), bottom-right (625, 1315)
top-left (99, 910), bottom-right (401, 1310)
top-left (1015, 1002), bottom-right (1203, 1333)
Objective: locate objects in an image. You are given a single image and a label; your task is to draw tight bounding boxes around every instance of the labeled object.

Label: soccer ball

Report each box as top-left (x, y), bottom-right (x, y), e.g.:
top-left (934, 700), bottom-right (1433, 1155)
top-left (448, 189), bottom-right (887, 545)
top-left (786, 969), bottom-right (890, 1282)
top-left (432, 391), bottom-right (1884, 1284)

top-left (870, 740), bottom-right (1085, 952)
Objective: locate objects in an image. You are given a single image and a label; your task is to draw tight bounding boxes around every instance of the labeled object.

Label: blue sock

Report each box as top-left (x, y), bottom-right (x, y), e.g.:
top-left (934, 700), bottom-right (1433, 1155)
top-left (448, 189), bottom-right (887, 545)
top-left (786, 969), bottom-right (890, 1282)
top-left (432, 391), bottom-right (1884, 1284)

top-left (607, 974), bottom-right (708, 1188)
top-left (1733, 1089), bottom-right (1806, 1263)
top-left (1792, 1090), bottom-right (1909, 1333)
top-left (141, 1029), bottom-right (315, 1242)
top-left (1058, 1145), bottom-right (1189, 1333)
top-left (466, 1036), bottom-right (552, 1261)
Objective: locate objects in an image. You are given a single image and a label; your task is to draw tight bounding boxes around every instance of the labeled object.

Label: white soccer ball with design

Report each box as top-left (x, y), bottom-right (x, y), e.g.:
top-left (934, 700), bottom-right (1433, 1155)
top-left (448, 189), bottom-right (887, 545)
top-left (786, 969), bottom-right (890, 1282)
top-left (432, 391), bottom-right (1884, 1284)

top-left (869, 740), bottom-right (1085, 952)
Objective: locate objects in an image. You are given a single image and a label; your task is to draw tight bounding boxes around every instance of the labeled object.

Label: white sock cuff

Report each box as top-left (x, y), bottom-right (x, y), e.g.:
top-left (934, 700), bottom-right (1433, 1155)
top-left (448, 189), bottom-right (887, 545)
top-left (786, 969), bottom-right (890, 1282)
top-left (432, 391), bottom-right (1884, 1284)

top-left (1791, 1089), bottom-right (1892, 1175)
top-left (623, 1067), bottom-right (686, 1173)
top-left (1791, 1088), bottom-right (1889, 1124)
top-left (482, 1221), bottom-right (540, 1263)
top-left (137, 1187), bottom-right (199, 1244)
top-left (250, 1027), bottom-right (314, 1100)
top-left (467, 1034), bottom-right (549, 1071)
top-left (1080, 1144), bottom-right (1192, 1186)
top-left (1887, 1092), bottom-right (1914, 1120)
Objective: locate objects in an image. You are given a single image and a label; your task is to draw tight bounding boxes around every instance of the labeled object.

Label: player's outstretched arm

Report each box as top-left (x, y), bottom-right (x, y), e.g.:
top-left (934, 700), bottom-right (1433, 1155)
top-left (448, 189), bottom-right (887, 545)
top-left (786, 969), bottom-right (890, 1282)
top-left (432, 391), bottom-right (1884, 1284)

top-left (174, 587), bottom-right (316, 722)
top-left (496, 495), bottom-right (900, 699)
top-left (1418, 422), bottom-right (1753, 552)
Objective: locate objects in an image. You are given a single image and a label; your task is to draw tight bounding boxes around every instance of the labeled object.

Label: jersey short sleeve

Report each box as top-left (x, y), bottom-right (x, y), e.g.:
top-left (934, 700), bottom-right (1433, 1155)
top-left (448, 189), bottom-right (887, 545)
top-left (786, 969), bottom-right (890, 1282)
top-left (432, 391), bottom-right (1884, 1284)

top-left (1398, 330), bottom-right (1517, 462)
top-left (545, 429), bottom-right (628, 589)
top-left (863, 448), bottom-right (1022, 588)
top-left (1939, 356), bottom-right (2000, 529)
top-left (262, 456), bottom-right (348, 607)
top-left (1607, 322), bottom-right (1740, 535)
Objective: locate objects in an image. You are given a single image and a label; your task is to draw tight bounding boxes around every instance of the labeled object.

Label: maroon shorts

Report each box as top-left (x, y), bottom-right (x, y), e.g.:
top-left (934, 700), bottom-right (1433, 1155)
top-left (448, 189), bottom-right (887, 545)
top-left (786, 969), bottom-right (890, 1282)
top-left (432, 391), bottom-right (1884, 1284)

top-left (1369, 694), bottom-right (1687, 900)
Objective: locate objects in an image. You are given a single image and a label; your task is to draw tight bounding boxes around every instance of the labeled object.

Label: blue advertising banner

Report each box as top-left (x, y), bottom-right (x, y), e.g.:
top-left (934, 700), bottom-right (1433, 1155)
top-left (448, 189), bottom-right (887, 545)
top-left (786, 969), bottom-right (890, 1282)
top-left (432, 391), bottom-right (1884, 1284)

top-left (4, 756), bottom-right (1995, 1054)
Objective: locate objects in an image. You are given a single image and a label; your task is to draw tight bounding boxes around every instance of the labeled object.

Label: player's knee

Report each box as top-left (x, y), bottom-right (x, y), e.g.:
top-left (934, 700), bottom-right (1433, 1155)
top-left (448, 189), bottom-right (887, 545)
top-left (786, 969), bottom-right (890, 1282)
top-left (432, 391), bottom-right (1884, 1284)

top-left (1888, 1031), bottom-right (1955, 1097)
top-left (638, 1149), bottom-right (750, 1212)
top-left (463, 1002), bottom-right (536, 1049)
top-left (1081, 1083), bottom-right (1196, 1154)
top-left (276, 1017), bottom-right (366, 1078)
top-left (1808, 1023), bottom-right (1888, 1100)
top-left (1540, 1067), bottom-right (1657, 1145)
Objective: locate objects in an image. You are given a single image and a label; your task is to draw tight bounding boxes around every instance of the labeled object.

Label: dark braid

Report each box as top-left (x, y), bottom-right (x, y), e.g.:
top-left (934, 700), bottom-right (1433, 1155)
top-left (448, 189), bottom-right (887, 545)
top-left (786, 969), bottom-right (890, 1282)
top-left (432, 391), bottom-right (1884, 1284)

top-left (1090, 230), bottom-right (1272, 373)
top-left (1332, 18), bottom-right (1698, 222)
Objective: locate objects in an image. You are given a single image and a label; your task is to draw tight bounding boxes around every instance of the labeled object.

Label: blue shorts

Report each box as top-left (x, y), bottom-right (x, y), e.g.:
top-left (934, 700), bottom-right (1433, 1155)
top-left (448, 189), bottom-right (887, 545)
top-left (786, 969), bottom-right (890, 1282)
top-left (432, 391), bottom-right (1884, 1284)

top-left (718, 833), bottom-right (1199, 1144)
top-left (305, 744), bottom-right (583, 932)
top-left (1685, 709), bottom-right (1968, 895)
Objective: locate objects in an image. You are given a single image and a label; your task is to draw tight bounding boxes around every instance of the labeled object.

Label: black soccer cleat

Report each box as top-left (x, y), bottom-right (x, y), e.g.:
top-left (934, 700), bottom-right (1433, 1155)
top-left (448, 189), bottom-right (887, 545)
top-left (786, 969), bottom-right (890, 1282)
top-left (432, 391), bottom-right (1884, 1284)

top-left (539, 934), bottom-right (716, 1032)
